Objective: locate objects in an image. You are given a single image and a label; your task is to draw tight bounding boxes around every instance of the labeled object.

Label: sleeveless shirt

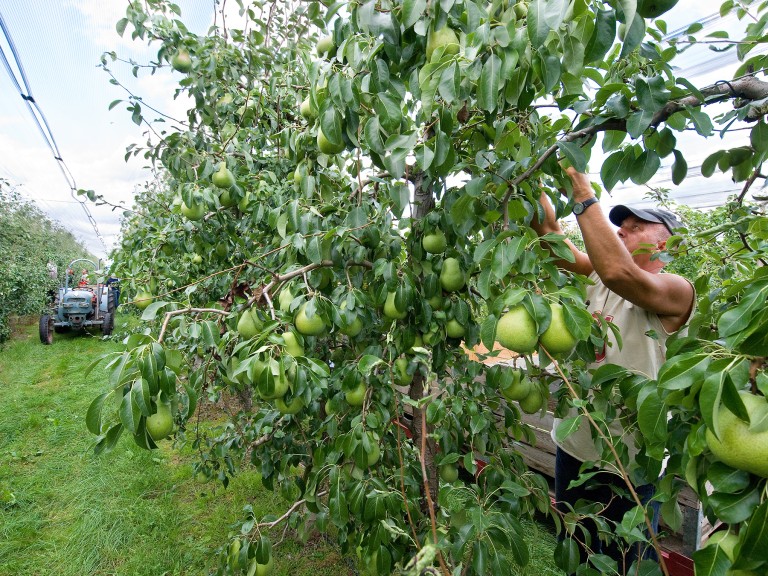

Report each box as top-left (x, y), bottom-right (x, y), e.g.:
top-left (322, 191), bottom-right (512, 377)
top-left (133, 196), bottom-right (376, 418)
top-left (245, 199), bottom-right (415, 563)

top-left (552, 271), bottom-right (694, 465)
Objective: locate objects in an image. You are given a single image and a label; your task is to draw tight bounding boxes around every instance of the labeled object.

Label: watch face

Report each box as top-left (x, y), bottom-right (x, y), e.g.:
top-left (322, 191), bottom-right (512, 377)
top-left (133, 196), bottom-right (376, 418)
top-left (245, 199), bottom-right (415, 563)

top-left (574, 198), bottom-right (596, 215)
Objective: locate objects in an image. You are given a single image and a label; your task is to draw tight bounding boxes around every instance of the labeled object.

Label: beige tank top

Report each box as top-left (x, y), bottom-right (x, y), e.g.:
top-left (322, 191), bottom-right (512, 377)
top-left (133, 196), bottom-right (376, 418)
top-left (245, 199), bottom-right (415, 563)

top-left (552, 271), bottom-right (692, 465)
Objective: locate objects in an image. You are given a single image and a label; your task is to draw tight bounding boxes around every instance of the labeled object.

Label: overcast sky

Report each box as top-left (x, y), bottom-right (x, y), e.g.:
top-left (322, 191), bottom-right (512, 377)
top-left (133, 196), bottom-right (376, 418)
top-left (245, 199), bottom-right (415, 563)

top-left (0, 0), bottom-right (756, 260)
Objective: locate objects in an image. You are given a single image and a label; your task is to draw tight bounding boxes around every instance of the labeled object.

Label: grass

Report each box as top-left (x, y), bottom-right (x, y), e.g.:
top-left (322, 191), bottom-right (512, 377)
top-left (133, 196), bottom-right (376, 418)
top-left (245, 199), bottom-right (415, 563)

top-left (0, 316), bottom-right (347, 576)
top-left (0, 315), bottom-right (562, 576)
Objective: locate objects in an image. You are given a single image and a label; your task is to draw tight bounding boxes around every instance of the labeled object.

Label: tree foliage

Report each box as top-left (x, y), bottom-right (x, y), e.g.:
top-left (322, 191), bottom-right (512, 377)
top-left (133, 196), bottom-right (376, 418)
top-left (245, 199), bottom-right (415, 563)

top-left (0, 180), bottom-right (92, 344)
top-left (91, 1), bottom-right (768, 574)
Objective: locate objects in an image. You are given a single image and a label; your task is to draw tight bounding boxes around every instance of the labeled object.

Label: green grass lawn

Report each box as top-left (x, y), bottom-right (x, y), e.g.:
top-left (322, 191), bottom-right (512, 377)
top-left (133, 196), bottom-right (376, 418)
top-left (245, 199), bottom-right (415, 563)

top-left (0, 316), bottom-right (347, 576)
top-left (0, 315), bottom-right (561, 576)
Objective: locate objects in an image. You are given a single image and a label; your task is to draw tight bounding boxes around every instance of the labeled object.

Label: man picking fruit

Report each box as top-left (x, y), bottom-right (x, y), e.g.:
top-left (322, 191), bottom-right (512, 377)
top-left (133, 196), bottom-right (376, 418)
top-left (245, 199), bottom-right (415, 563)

top-left (531, 167), bottom-right (696, 574)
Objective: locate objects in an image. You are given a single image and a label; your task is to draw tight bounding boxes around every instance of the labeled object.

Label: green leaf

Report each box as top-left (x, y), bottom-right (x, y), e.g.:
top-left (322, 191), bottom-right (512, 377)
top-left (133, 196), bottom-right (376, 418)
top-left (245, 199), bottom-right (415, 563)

top-left (557, 141), bottom-right (587, 173)
top-left (601, 149), bottom-right (631, 191)
top-left (627, 109), bottom-right (655, 139)
top-left (116, 18), bottom-right (129, 36)
top-left (374, 93), bottom-right (403, 132)
top-left (554, 539), bottom-right (581, 574)
top-left (701, 151), bottom-right (725, 177)
top-left (141, 300), bottom-right (167, 321)
top-left (750, 120), bottom-right (768, 154)
top-left (358, 354), bottom-right (385, 375)
top-left (638, 388), bottom-right (666, 443)
top-left (119, 392), bottom-right (141, 435)
top-left (660, 499), bottom-right (683, 533)
top-left (692, 535), bottom-right (731, 576)
top-left (555, 415), bottom-right (582, 443)
top-left (363, 117), bottom-right (385, 155)
top-left (472, 540), bottom-right (488, 576)
top-left (540, 51), bottom-right (561, 92)
top-left (620, 14), bottom-right (645, 59)
top-left (708, 487), bottom-right (761, 524)
top-left (527, 0), bottom-right (552, 48)
top-left (320, 106), bottom-right (343, 146)
top-left (94, 423), bottom-right (123, 455)
top-left (733, 500), bottom-right (768, 571)
top-left (201, 321), bottom-right (220, 348)
top-left (635, 76), bottom-right (669, 113)
top-left (657, 353), bottom-right (711, 390)
top-left (183, 381), bottom-right (198, 419)
top-left (478, 54), bottom-right (502, 112)
top-left (671, 149), bottom-right (688, 185)
top-left (688, 109), bottom-right (714, 137)
top-left (699, 360), bottom-right (730, 438)
top-left (629, 150), bottom-right (660, 185)
top-left (438, 62), bottom-right (459, 103)
top-left (86, 392), bottom-right (111, 435)
top-left (401, 0), bottom-right (427, 28)
top-left (718, 283), bottom-right (767, 338)
top-left (676, 77), bottom-right (704, 103)
top-left (492, 236), bottom-right (525, 280)
top-left (132, 378), bottom-right (152, 417)
top-left (584, 9), bottom-right (616, 64)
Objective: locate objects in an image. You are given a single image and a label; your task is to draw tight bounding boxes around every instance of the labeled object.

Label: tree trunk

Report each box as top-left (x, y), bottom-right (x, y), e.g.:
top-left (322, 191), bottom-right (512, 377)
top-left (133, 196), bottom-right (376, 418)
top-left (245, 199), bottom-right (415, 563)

top-left (409, 169), bottom-right (439, 509)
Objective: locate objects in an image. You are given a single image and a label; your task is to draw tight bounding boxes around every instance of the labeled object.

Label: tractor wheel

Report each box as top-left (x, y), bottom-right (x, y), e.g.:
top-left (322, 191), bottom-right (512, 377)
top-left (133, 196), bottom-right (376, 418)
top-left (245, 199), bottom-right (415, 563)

top-left (106, 290), bottom-right (116, 314)
top-left (39, 315), bottom-right (53, 345)
top-left (102, 312), bottom-right (114, 336)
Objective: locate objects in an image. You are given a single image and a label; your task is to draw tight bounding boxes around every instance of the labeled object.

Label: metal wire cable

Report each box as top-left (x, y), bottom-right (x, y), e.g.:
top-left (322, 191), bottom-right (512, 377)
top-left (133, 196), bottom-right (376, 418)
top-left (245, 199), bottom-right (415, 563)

top-left (0, 8), bottom-right (108, 254)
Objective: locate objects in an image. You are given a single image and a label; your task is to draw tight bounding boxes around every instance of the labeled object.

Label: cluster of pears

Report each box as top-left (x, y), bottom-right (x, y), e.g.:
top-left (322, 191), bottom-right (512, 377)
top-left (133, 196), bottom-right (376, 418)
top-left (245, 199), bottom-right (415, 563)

top-left (496, 302), bottom-right (577, 357)
top-left (491, 365), bottom-right (546, 414)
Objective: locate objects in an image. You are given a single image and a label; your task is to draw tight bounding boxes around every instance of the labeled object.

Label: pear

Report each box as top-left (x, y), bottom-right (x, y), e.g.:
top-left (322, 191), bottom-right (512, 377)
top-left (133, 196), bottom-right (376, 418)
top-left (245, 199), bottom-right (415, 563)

top-left (212, 162), bottom-right (235, 189)
top-left (237, 309), bottom-right (262, 339)
top-left (440, 258), bottom-right (465, 292)
top-left (146, 393), bottom-right (174, 441)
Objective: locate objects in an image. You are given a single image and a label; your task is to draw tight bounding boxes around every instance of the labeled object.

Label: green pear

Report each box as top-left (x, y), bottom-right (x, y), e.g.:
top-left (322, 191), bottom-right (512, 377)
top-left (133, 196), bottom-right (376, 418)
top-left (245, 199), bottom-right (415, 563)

top-left (237, 309), bottom-right (262, 339)
top-left (706, 391), bottom-right (768, 478)
top-left (282, 331), bottom-right (304, 356)
top-left (212, 162), bottom-right (235, 189)
top-left (440, 258), bottom-right (465, 292)
top-left (496, 306), bottom-right (537, 354)
top-left (540, 303), bottom-right (578, 356)
top-left (146, 394), bottom-right (174, 441)
top-left (295, 302), bottom-right (326, 336)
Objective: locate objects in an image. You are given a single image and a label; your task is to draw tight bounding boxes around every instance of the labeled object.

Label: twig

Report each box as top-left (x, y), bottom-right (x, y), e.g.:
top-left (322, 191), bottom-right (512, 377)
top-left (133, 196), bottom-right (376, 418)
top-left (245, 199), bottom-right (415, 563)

top-left (157, 307), bottom-right (229, 343)
top-left (256, 490), bottom-right (328, 529)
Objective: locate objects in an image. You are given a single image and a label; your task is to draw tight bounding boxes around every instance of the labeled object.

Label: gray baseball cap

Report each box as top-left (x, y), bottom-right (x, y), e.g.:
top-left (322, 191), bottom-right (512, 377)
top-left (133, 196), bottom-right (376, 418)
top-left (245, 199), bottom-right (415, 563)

top-left (609, 205), bottom-right (684, 234)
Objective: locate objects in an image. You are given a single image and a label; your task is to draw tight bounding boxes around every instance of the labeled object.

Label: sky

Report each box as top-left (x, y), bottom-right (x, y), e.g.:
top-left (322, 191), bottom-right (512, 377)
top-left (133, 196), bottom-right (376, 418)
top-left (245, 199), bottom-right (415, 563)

top-left (0, 0), bottom-right (759, 260)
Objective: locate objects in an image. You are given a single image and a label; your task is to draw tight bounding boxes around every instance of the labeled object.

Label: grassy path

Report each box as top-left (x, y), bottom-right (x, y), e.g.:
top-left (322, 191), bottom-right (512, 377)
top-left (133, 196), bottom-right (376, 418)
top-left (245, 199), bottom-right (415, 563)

top-left (0, 317), bottom-right (346, 576)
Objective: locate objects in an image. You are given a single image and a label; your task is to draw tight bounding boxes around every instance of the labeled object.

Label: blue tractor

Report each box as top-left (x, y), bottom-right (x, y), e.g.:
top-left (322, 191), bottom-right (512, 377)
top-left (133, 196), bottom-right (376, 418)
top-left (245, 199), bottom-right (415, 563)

top-left (39, 258), bottom-right (118, 344)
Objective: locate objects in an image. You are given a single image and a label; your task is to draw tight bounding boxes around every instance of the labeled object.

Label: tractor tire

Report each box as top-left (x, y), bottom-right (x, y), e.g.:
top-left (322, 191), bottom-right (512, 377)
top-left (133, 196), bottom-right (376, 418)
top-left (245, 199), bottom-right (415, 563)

top-left (102, 312), bottom-right (114, 336)
top-left (39, 315), bottom-right (53, 345)
top-left (106, 290), bottom-right (116, 314)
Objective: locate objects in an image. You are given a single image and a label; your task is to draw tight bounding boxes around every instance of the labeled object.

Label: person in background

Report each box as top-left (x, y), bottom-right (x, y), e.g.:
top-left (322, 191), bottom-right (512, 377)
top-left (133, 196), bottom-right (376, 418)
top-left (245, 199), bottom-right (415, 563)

top-left (531, 168), bottom-right (696, 574)
top-left (46, 261), bottom-right (58, 305)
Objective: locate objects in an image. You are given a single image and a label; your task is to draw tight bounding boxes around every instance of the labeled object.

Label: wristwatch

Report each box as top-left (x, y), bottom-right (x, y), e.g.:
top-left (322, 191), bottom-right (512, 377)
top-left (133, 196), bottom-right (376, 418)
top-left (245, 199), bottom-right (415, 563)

top-left (573, 197), bottom-right (599, 215)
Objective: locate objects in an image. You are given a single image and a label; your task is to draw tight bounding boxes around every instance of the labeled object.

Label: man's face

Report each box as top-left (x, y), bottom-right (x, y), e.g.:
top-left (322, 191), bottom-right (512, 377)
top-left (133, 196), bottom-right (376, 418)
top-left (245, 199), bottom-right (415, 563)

top-left (616, 215), bottom-right (668, 263)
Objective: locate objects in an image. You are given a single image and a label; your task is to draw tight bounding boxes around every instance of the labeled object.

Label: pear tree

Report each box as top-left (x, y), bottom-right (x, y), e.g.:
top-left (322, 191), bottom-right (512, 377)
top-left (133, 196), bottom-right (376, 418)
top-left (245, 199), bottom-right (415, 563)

top-left (88, 1), bottom-right (768, 575)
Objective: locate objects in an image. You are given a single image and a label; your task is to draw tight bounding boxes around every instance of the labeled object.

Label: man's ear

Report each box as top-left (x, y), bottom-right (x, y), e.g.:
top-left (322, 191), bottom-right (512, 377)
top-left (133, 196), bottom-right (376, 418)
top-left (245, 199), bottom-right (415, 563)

top-left (656, 239), bottom-right (667, 251)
